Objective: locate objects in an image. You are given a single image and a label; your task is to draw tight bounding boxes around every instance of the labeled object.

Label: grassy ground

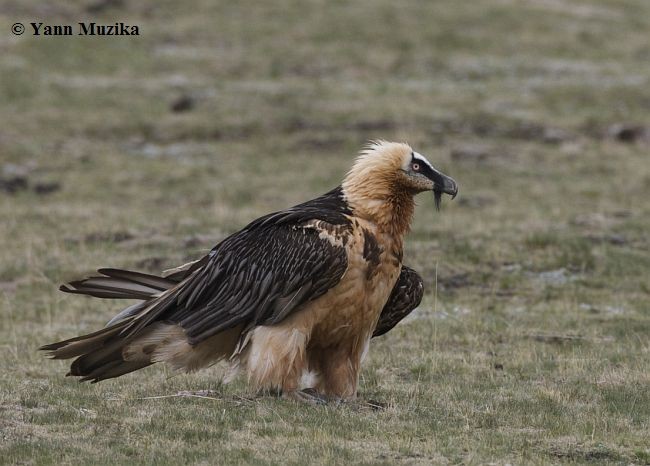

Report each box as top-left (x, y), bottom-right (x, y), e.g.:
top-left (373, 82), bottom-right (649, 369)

top-left (1, 0), bottom-right (650, 464)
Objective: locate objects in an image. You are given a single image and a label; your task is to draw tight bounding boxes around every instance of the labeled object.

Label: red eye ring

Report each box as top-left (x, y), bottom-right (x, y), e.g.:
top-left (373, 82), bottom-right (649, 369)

top-left (412, 163), bottom-right (420, 171)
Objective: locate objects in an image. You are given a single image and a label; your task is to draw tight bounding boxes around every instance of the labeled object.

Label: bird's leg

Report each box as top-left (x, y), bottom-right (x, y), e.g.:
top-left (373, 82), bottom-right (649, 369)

top-left (273, 353), bottom-right (331, 404)
top-left (314, 347), bottom-right (360, 401)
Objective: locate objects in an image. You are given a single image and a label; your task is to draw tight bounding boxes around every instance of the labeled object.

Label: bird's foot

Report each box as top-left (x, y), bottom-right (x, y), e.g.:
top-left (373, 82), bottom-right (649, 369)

top-left (283, 388), bottom-right (328, 405)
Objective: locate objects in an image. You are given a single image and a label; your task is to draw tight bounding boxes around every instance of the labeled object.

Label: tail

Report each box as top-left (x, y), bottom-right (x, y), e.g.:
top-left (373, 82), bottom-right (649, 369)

top-left (58, 268), bottom-right (178, 326)
top-left (41, 262), bottom-right (236, 382)
top-left (40, 268), bottom-right (181, 383)
top-left (59, 268), bottom-right (176, 299)
top-left (40, 317), bottom-right (153, 383)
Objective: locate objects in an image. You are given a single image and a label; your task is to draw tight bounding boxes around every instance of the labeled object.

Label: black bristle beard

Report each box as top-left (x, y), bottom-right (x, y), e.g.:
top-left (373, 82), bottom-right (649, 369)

top-left (433, 190), bottom-right (442, 211)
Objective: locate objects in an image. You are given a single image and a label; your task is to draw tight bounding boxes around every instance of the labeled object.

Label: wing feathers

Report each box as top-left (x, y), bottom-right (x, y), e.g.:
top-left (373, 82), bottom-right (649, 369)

top-left (168, 220), bottom-right (349, 345)
top-left (43, 186), bottom-right (353, 381)
top-left (373, 266), bottom-right (424, 337)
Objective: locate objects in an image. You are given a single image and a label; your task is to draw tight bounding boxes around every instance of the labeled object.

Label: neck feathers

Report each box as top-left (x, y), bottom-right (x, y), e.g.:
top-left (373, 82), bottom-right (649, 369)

top-left (341, 141), bottom-right (415, 238)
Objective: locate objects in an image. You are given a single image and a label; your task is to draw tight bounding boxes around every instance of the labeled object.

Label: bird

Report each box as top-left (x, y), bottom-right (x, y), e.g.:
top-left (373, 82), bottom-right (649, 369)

top-left (40, 140), bottom-right (457, 402)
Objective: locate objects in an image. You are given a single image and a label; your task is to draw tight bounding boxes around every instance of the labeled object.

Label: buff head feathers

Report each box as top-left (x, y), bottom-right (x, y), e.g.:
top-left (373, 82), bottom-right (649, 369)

top-left (343, 140), bottom-right (458, 211)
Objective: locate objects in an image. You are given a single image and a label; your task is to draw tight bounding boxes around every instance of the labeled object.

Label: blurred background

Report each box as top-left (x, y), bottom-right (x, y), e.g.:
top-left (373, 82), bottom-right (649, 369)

top-left (1, 0), bottom-right (649, 463)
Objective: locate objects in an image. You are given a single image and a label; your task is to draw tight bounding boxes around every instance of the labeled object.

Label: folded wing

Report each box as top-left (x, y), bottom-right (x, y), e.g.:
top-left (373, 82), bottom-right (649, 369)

top-left (41, 188), bottom-right (353, 381)
top-left (135, 219), bottom-right (350, 345)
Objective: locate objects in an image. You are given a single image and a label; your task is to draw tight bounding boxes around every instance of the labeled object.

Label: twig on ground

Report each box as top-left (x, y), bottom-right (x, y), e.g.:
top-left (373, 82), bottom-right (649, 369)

top-left (106, 390), bottom-right (252, 404)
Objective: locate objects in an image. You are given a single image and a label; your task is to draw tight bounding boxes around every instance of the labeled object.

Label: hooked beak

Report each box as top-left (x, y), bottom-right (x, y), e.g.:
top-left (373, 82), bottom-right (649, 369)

top-left (431, 170), bottom-right (458, 210)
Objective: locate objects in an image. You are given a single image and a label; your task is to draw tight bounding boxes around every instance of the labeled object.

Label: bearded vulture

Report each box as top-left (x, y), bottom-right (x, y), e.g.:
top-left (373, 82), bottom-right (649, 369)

top-left (41, 141), bottom-right (457, 402)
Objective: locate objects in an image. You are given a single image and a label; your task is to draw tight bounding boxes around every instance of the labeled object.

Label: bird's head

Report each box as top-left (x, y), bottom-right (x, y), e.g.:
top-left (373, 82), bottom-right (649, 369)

top-left (343, 140), bottom-right (458, 211)
top-left (395, 145), bottom-right (458, 209)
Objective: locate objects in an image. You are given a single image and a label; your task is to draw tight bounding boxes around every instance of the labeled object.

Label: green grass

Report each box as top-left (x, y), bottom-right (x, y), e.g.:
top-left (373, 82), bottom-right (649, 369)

top-left (1, 0), bottom-right (650, 464)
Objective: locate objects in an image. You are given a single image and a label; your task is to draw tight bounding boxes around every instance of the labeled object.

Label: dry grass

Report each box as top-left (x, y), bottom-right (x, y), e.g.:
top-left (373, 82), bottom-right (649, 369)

top-left (1, 0), bottom-right (650, 464)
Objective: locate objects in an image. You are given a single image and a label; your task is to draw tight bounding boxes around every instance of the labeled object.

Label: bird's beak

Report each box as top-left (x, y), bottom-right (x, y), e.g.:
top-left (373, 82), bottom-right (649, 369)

top-left (435, 173), bottom-right (458, 198)
top-left (432, 170), bottom-right (458, 210)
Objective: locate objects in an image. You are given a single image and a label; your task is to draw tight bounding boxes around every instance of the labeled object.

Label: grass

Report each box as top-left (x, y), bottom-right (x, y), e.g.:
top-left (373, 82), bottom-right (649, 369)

top-left (1, 0), bottom-right (650, 464)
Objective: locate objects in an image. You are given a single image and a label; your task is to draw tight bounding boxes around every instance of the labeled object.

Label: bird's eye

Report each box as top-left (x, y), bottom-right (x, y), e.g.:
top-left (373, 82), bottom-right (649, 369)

top-left (412, 163), bottom-right (420, 171)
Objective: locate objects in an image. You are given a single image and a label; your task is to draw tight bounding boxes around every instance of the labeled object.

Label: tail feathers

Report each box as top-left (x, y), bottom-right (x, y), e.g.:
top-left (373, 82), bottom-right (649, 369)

top-left (40, 317), bottom-right (154, 383)
top-left (98, 268), bottom-right (175, 291)
top-left (71, 342), bottom-right (152, 383)
top-left (105, 302), bottom-right (146, 327)
top-left (60, 268), bottom-right (176, 300)
top-left (60, 277), bottom-right (160, 300)
top-left (43, 267), bottom-right (207, 383)
top-left (40, 318), bottom-right (134, 359)
top-left (80, 360), bottom-right (151, 383)
top-left (41, 320), bottom-right (238, 383)
top-left (59, 267), bottom-right (178, 327)
top-left (68, 337), bottom-right (127, 376)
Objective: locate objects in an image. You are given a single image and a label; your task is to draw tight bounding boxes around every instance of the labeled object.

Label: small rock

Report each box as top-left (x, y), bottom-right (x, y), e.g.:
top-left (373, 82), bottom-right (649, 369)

top-left (579, 303), bottom-right (600, 314)
top-left (170, 95), bottom-right (195, 113)
top-left (0, 176), bottom-right (29, 194)
top-left (535, 268), bottom-right (577, 286)
top-left (33, 182), bottom-right (61, 195)
top-left (606, 123), bottom-right (650, 143)
top-left (501, 262), bottom-right (522, 273)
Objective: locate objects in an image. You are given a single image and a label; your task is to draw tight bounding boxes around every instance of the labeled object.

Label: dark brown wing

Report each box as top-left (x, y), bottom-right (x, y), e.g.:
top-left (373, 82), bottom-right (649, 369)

top-left (118, 187), bottom-right (352, 345)
top-left (41, 187), bottom-right (354, 382)
top-left (373, 266), bottom-right (424, 337)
